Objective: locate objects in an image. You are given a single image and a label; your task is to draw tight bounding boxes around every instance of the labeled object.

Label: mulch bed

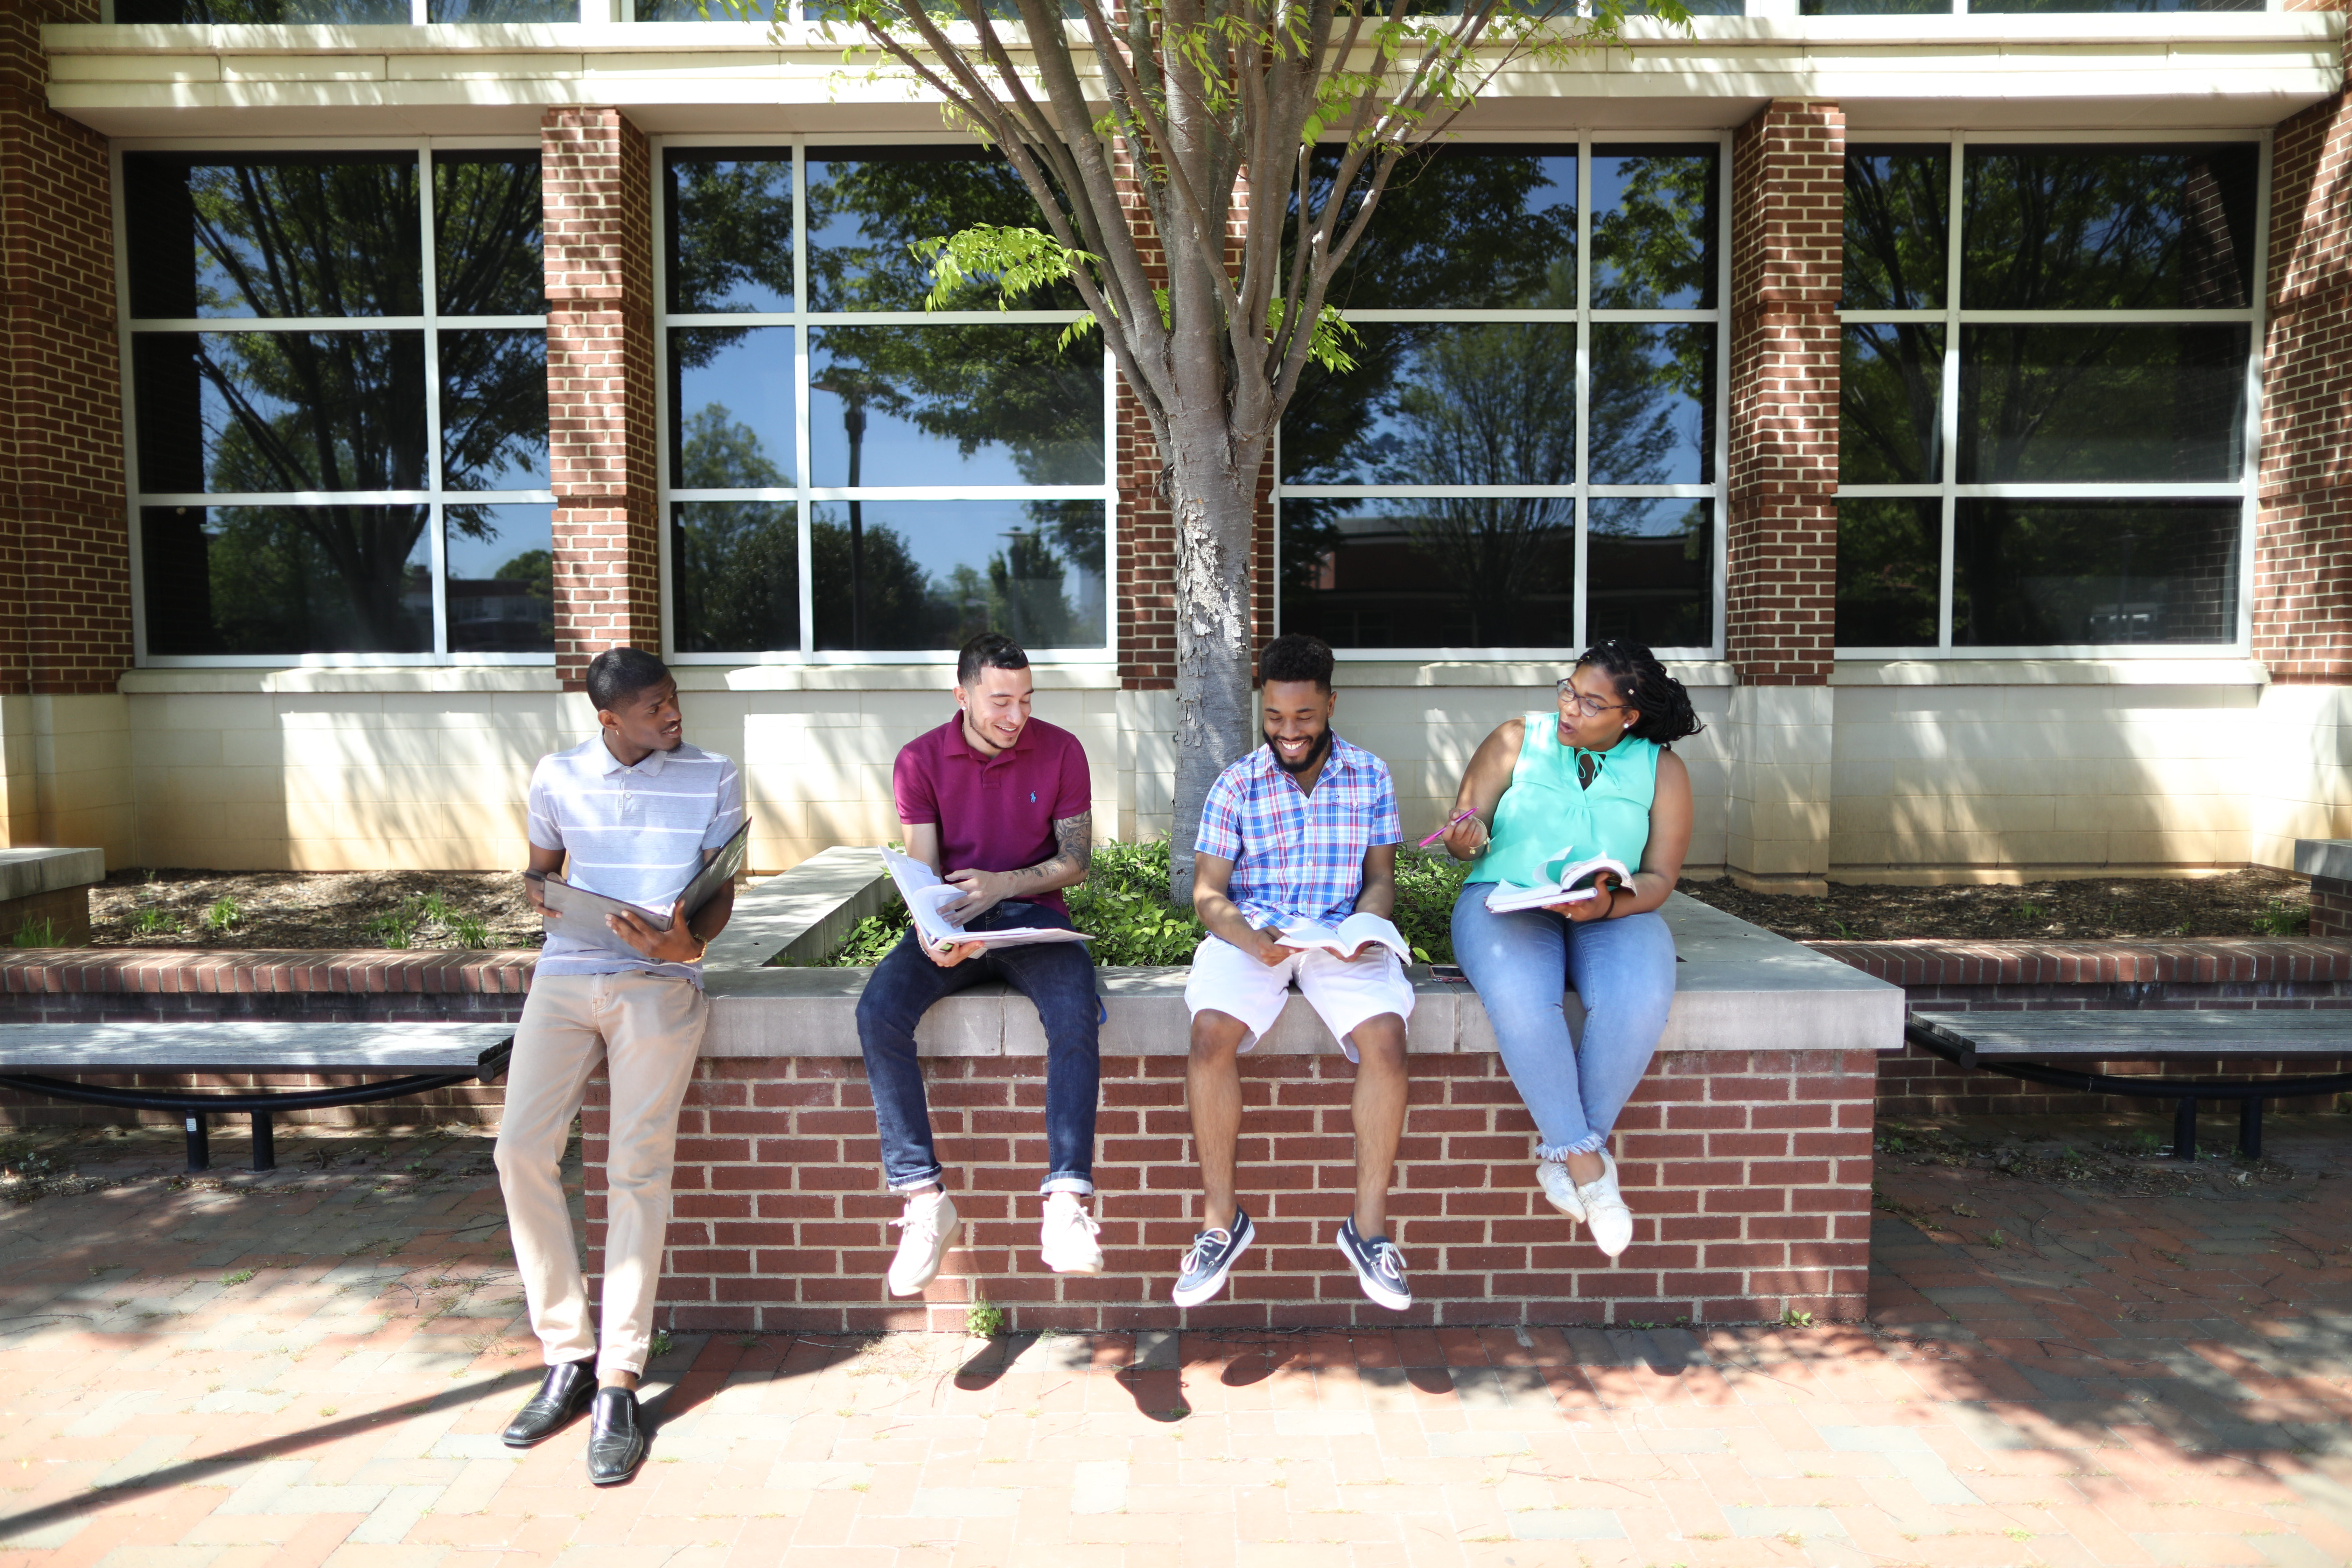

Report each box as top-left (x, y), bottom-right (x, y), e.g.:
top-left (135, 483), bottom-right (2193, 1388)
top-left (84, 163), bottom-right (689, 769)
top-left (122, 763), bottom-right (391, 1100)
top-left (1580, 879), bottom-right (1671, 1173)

top-left (1678, 867), bottom-right (2311, 944)
top-left (68, 863), bottom-right (2316, 953)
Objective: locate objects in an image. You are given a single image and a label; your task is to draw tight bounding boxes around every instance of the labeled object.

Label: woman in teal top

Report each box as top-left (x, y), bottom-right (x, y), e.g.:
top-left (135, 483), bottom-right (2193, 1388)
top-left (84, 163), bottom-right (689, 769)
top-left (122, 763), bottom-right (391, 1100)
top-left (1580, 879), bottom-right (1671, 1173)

top-left (1439, 641), bottom-right (1700, 1259)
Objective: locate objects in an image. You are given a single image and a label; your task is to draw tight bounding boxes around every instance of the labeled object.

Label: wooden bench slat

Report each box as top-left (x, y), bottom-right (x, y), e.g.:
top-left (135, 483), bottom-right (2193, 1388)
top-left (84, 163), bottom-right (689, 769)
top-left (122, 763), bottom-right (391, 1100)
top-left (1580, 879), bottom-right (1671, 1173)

top-left (0, 1022), bottom-right (514, 1073)
top-left (1910, 1010), bottom-right (2352, 1062)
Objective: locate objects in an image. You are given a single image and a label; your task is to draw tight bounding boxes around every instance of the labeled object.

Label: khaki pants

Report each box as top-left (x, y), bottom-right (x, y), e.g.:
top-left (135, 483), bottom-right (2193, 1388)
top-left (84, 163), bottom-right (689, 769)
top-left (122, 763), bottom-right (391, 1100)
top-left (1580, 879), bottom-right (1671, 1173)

top-left (493, 970), bottom-right (708, 1378)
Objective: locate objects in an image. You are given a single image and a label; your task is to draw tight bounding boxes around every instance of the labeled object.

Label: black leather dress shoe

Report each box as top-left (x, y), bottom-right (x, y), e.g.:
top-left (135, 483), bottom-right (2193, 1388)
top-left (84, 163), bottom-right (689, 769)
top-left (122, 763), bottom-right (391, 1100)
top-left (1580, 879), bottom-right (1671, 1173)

top-left (500, 1359), bottom-right (596, 1448)
top-left (586, 1387), bottom-right (647, 1486)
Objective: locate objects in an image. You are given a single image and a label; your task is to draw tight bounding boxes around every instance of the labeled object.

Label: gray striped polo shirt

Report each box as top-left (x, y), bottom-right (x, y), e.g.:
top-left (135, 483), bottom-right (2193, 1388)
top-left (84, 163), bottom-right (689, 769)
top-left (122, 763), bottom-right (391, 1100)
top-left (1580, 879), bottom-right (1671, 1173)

top-left (526, 735), bottom-right (746, 985)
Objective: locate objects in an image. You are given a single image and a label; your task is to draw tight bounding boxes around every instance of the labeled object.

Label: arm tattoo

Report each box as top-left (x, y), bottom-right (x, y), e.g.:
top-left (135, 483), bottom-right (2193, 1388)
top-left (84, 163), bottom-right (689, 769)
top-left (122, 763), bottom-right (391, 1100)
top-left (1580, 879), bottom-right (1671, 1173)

top-left (1011, 810), bottom-right (1093, 887)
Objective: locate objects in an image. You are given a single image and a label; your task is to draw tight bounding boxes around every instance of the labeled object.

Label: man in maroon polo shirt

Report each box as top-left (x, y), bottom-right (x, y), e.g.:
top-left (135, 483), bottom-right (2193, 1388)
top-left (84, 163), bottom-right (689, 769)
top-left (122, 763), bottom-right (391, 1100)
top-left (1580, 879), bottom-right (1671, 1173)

top-left (854, 632), bottom-right (1104, 1296)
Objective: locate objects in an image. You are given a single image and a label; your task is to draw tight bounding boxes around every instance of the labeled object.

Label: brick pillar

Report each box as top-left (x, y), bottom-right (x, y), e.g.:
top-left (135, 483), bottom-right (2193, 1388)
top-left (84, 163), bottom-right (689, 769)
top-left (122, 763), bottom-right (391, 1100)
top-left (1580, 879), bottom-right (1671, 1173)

top-left (0, 0), bottom-right (133, 856)
top-left (1721, 101), bottom-right (1844, 895)
top-left (543, 107), bottom-right (659, 690)
top-left (2249, 76), bottom-right (2352, 865)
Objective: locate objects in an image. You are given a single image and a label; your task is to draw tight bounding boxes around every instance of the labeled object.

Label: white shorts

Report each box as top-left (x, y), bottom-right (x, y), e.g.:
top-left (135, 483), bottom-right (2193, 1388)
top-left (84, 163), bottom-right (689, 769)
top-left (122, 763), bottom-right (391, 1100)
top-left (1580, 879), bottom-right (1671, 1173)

top-left (1183, 935), bottom-right (1416, 1063)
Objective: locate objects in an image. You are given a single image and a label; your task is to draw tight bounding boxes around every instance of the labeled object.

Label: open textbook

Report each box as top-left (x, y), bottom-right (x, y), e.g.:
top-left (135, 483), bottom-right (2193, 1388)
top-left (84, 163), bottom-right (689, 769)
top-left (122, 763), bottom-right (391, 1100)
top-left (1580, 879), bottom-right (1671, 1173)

top-left (1273, 912), bottom-right (1412, 962)
top-left (881, 847), bottom-right (1096, 952)
top-left (533, 819), bottom-right (753, 960)
top-left (1483, 848), bottom-right (1635, 915)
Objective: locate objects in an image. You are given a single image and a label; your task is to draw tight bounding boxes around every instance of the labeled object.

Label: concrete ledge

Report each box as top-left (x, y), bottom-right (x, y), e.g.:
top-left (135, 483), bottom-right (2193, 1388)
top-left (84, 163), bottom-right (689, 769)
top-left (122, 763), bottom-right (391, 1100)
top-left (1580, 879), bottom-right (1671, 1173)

top-left (2295, 839), bottom-right (2352, 884)
top-left (0, 848), bottom-right (104, 903)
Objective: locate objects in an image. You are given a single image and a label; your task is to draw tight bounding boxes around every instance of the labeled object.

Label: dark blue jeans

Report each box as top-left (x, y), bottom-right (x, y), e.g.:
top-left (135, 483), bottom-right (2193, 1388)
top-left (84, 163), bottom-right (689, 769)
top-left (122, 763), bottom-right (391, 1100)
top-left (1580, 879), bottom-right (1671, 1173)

top-left (854, 899), bottom-right (1101, 1196)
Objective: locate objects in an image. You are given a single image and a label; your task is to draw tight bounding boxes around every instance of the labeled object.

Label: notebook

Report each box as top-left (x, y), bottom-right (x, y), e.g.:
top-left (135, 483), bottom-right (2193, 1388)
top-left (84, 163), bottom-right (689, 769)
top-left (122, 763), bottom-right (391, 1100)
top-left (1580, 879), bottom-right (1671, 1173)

top-left (532, 819), bottom-right (752, 960)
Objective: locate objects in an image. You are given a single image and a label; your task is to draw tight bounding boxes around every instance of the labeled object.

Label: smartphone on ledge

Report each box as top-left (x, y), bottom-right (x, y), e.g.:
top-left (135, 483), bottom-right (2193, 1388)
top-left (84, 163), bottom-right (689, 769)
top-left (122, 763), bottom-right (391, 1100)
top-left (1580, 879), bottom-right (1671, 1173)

top-left (1429, 964), bottom-right (1467, 982)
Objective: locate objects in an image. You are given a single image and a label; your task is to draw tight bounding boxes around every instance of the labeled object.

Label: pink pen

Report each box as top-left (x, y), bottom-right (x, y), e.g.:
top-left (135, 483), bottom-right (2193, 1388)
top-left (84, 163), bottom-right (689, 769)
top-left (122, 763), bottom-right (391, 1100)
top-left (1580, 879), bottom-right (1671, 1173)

top-left (1416, 810), bottom-right (1477, 848)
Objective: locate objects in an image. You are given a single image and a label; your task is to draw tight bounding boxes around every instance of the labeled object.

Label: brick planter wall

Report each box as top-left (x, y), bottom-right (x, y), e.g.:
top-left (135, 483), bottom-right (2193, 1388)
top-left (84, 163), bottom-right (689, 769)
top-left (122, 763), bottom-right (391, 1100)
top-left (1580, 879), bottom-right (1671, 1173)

top-left (1811, 938), bottom-right (2352, 1118)
top-left (599, 1048), bottom-right (1878, 1335)
top-left (2314, 874), bottom-right (2352, 939)
top-left (0, 949), bottom-right (532, 1128)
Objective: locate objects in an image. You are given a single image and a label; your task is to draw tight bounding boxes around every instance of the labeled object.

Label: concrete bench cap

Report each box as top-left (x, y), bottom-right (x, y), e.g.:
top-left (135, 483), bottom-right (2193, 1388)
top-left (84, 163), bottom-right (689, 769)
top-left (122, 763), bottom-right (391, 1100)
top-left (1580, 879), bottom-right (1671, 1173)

top-left (2294, 839), bottom-right (2352, 883)
top-left (0, 847), bottom-right (105, 902)
top-left (0, 1020), bottom-right (514, 1071)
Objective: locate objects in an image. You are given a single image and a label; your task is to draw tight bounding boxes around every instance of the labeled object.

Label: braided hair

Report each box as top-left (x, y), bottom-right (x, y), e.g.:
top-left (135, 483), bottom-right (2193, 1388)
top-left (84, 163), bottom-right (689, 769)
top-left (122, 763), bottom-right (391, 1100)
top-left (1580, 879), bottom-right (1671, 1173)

top-left (1576, 639), bottom-right (1704, 746)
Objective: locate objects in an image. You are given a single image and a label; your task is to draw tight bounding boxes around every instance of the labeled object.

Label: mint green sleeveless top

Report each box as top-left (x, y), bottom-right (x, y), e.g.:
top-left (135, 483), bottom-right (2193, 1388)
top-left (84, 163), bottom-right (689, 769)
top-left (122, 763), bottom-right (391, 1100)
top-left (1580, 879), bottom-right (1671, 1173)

top-left (1469, 711), bottom-right (1660, 888)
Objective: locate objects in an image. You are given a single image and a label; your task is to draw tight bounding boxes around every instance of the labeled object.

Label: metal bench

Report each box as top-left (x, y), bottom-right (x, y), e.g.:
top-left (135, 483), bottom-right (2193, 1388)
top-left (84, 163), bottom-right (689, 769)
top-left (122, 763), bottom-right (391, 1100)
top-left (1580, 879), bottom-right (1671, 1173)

top-left (0, 1022), bottom-right (514, 1172)
top-left (1905, 1010), bottom-right (2352, 1160)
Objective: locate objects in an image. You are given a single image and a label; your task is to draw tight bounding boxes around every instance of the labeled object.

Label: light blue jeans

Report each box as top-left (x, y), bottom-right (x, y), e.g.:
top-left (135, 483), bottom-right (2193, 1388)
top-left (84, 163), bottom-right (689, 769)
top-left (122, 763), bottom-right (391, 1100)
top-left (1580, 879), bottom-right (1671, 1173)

top-left (1451, 884), bottom-right (1677, 1161)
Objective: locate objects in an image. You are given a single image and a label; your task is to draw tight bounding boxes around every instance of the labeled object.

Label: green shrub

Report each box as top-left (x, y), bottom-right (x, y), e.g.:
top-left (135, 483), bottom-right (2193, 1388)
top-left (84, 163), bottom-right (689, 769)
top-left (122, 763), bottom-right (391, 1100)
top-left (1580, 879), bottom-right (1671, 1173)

top-left (2255, 899), bottom-right (2310, 938)
top-left (8, 916), bottom-right (61, 949)
top-left (130, 906), bottom-right (181, 937)
top-left (202, 896), bottom-right (242, 933)
top-left (1392, 847), bottom-right (1469, 965)
top-left (832, 901), bottom-right (912, 966)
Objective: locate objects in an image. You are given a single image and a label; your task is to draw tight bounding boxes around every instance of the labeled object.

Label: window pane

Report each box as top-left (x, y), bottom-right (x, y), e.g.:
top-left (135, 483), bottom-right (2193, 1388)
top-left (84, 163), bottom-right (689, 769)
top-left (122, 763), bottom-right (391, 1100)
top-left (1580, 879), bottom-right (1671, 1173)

top-left (1958, 324), bottom-right (2247, 483)
top-left (1970, 0), bottom-right (2257, 14)
top-left (124, 153), bottom-right (421, 320)
top-left (1591, 146), bottom-right (1717, 310)
top-left (637, 0), bottom-right (785, 15)
top-left (810, 500), bottom-right (1106, 651)
top-left (1953, 500), bottom-right (2239, 646)
top-left (141, 504), bottom-right (430, 655)
top-left (1842, 324), bottom-right (1943, 486)
top-left (1588, 499), bottom-right (1712, 650)
top-left (1590, 323), bottom-right (1714, 485)
top-left (1836, 498), bottom-right (1941, 648)
top-left (1801, 0), bottom-right (1950, 12)
top-left (447, 504), bottom-right (554, 654)
top-left (673, 501), bottom-right (801, 654)
top-left (1296, 145), bottom-right (1576, 311)
top-left (1963, 145), bottom-right (2259, 310)
top-left (672, 327), bottom-right (796, 489)
top-left (807, 147), bottom-right (1077, 313)
top-left (442, 330), bottom-right (547, 492)
top-left (434, 153), bottom-right (544, 317)
top-left (134, 331), bottom-right (427, 495)
top-left (1279, 498), bottom-right (1575, 650)
top-left (114, 0), bottom-right (404, 22)
top-left (1281, 323), bottom-right (1576, 488)
top-left (429, 0), bottom-right (576, 15)
top-left (1844, 146), bottom-right (1948, 311)
top-left (810, 326), bottom-right (1103, 487)
top-left (665, 151), bottom-right (794, 315)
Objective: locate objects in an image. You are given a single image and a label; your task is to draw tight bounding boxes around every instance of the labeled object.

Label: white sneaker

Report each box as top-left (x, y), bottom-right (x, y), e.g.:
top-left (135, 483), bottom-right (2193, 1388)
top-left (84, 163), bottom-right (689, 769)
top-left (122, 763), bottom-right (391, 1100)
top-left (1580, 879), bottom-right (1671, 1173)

top-left (887, 1191), bottom-right (960, 1297)
top-left (1575, 1152), bottom-right (1635, 1258)
top-left (1040, 1191), bottom-right (1104, 1274)
top-left (1537, 1159), bottom-right (1587, 1221)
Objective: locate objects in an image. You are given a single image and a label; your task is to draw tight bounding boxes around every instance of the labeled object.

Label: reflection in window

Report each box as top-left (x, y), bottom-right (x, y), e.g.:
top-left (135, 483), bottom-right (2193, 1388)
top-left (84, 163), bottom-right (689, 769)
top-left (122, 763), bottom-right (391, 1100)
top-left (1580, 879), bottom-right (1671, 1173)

top-left (1281, 324), bottom-right (1578, 487)
top-left (1294, 145), bottom-right (1576, 312)
top-left (448, 505), bottom-right (555, 654)
top-left (1589, 323), bottom-right (1714, 486)
top-left (811, 326), bottom-right (1104, 488)
top-left (1844, 147), bottom-right (1947, 311)
top-left (1963, 145), bottom-right (2259, 312)
top-left (1591, 147), bottom-right (1717, 310)
top-left (665, 151), bottom-right (793, 315)
top-left (1588, 500), bottom-right (1712, 650)
top-left (1958, 324), bottom-right (2247, 484)
top-left (671, 328), bottom-right (796, 487)
top-left (673, 502), bottom-right (800, 655)
top-left (807, 147), bottom-right (1082, 313)
top-left (141, 505), bottom-right (432, 656)
top-left (126, 149), bottom-right (547, 662)
top-left (1842, 325), bottom-right (1942, 486)
top-left (1278, 501), bottom-right (1575, 650)
top-left (809, 501), bottom-right (1106, 653)
top-left (1801, 0), bottom-right (1947, 12)
top-left (1835, 499), bottom-right (1940, 648)
top-left (1953, 501), bottom-right (2239, 646)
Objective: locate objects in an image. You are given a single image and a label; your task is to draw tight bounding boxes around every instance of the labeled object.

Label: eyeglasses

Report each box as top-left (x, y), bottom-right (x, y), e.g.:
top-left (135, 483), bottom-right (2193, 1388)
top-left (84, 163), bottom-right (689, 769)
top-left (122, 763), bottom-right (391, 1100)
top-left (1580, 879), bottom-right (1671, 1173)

top-left (1556, 678), bottom-right (1630, 720)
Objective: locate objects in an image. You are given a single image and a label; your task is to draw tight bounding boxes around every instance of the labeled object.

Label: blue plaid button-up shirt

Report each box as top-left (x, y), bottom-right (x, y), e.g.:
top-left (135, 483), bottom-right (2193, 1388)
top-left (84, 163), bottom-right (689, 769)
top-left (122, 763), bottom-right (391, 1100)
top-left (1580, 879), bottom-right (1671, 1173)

top-left (1194, 735), bottom-right (1402, 930)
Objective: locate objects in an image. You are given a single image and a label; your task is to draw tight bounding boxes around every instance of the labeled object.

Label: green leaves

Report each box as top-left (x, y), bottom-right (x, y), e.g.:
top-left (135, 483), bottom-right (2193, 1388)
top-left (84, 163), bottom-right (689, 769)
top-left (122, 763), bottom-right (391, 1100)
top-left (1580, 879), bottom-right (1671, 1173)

top-left (911, 225), bottom-right (1098, 314)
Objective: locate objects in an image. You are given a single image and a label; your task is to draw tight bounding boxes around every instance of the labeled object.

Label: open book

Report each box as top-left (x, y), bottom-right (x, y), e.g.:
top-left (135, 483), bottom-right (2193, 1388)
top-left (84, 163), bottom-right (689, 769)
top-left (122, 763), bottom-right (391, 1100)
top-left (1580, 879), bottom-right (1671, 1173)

top-left (881, 847), bottom-right (1095, 953)
top-left (1273, 912), bottom-right (1412, 963)
top-left (1484, 848), bottom-right (1634, 915)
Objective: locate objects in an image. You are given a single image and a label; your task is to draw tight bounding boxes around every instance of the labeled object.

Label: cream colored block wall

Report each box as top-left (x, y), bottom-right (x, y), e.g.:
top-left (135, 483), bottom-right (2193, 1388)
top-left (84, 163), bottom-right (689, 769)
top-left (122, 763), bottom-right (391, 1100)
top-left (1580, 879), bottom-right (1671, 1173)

top-left (1721, 686), bottom-right (1836, 895)
top-left (1828, 681), bottom-right (2261, 883)
top-left (0, 694), bottom-right (134, 864)
top-left (2248, 683), bottom-right (2352, 870)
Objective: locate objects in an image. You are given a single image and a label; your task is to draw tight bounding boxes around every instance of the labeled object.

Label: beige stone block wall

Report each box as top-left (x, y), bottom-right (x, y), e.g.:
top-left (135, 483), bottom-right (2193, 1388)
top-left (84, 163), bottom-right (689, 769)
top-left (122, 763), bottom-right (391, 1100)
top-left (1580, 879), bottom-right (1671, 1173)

top-left (0, 695), bottom-right (134, 866)
top-left (2248, 683), bottom-right (2352, 870)
top-left (1828, 681), bottom-right (2261, 884)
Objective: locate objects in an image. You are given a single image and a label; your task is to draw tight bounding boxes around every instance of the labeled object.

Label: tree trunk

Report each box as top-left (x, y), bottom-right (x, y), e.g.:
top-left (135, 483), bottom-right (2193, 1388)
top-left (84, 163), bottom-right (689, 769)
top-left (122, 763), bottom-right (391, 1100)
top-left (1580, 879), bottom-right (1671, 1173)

top-left (1166, 412), bottom-right (1261, 906)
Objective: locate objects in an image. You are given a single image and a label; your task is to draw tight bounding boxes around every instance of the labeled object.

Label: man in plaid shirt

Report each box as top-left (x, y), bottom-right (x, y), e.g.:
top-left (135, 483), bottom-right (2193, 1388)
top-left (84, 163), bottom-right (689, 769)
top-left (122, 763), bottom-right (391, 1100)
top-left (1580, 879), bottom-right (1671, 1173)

top-left (1172, 634), bottom-right (1416, 1312)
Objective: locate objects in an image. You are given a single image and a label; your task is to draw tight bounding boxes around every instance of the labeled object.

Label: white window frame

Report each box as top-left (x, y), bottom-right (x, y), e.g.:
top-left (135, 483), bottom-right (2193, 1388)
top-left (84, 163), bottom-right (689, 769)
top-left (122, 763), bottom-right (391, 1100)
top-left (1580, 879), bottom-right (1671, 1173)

top-left (117, 134), bottom-right (553, 670)
top-left (1273, 130), bottom-right (1731, 665)
top-left (652, 132), bottom-right (1119, 666)
top-left (1835, 127), bottom-right (2267, 660)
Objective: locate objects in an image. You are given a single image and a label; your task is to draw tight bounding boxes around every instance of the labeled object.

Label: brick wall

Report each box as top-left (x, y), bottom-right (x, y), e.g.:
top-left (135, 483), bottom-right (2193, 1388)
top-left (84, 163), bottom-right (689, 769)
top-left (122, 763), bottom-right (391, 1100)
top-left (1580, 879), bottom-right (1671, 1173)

top-left (544, 107), bottom-right (660, 690)
top-left (1725, 101), bottom-right (1843, 686)
top-left (2260, 81), bottom-right (2352, 681)
top-left (0, 0), bottom-right (130, 694)
top-left (0, 949), bottom-right (529, 1128)
top-left (2315, 874), bottom-right (2352, 938)
top-left (599, 1048), bottom-right (1878, 1334)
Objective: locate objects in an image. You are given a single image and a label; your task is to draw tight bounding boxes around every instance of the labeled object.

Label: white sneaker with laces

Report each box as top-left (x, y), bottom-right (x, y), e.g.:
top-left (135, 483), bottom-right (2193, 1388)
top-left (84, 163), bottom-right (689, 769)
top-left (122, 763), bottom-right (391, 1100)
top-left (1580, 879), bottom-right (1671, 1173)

top-left (1039, 1191), bottom-right (1104, 1274)
top-left (1536, 1159), bottom-right (1587, 1221)
top-left (1575, 1151), bottom-right (1634, 1258)
top-left (887, 1191), bottom-right (960, 1296)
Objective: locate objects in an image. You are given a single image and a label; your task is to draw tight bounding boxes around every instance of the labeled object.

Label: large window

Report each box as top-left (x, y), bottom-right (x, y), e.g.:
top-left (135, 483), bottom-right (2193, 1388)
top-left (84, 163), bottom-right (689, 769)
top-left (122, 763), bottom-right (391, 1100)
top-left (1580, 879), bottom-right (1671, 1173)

top-left (124, 145), bottom-right (551, 662)
top-left (1837, 138), bottom-right (2260, 652)
top-left (659, 141), bottom-right (1111, 660)
top-left (114, 0), bottom-right (573, 21)
top-left (1276, 139), bottom-right (1724, 658)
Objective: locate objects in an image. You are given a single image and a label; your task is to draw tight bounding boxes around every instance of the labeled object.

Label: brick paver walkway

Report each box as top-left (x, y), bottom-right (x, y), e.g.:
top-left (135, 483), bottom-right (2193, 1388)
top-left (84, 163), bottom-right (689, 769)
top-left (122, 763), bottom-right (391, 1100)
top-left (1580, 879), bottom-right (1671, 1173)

top-left (3, 1113), bottom-right (2350, 1567)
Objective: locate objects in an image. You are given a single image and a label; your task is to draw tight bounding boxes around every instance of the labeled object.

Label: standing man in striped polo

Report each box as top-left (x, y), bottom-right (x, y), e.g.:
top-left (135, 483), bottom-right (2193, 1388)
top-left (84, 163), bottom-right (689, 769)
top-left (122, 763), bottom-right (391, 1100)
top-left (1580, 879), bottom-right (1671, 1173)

top-left (495, 647), bottom-right (745, 1487)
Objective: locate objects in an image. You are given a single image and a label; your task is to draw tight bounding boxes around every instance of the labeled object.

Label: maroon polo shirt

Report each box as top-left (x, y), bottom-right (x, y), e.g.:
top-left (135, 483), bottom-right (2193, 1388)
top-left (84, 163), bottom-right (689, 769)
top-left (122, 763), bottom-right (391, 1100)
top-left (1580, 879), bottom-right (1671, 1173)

top-left (893, 713), bottom-right (1093, 915)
